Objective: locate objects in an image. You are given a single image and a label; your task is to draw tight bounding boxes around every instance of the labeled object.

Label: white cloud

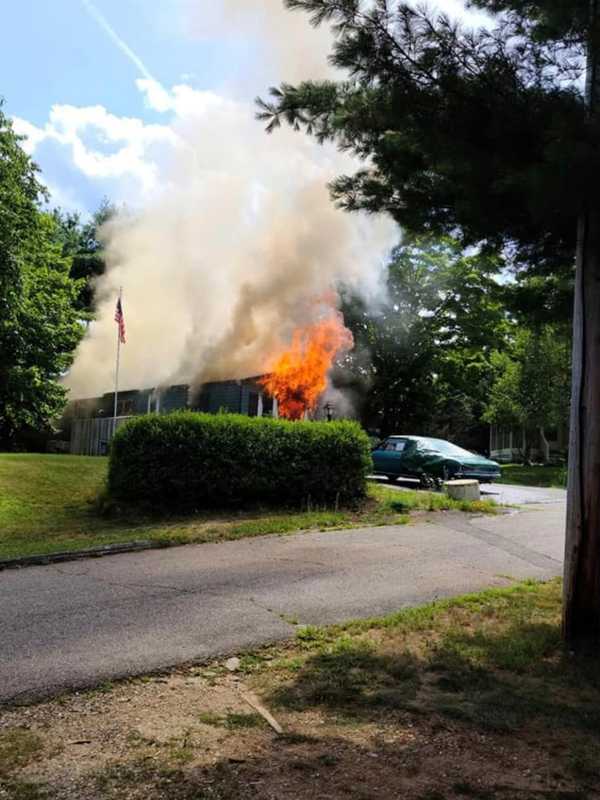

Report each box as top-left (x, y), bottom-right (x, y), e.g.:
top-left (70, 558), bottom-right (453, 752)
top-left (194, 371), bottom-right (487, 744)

top-left (13, 101), bottom-right (179, 203)
top-left (136, 79), bottom-right (174, 114)
top-left (136, 78), bottom-right (239, 119)
top-left (12, 117), bottom-right (46, 154)
top-left (12, 80), bottom-right (245, 211)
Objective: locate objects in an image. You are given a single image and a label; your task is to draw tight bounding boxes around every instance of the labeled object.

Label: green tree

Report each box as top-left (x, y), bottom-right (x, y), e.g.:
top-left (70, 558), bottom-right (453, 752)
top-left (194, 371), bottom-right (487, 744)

top-left (53, 197), bottom-right (116, 312)
top-left (0, 106), bottom-right (84, 448)
top-left (430, 241), bottom-right (509, 445)
top-left (340, 284), bottom-right (438, 437)
top-left (259, 0), bottom-right (600, 648)
top-left (258, 2), bottom-right (584, 273)
top-left (484, 326), bottom-right (571, 460)
top-left (341, 236), bottom-right (509, 445)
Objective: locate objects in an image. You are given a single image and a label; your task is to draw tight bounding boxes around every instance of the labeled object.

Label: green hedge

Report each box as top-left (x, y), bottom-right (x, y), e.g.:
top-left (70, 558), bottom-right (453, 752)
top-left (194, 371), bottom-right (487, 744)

top-left (107, 412), bottom-right (372, 510)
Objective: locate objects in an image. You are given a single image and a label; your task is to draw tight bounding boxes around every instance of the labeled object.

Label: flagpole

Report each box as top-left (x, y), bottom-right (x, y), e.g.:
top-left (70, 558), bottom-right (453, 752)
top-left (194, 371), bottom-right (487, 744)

top-left (113, 286), bottom-right (122, 435)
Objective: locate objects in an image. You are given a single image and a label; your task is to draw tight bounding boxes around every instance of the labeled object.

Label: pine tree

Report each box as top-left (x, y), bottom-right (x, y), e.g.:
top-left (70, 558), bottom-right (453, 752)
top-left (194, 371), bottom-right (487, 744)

top-left (258, 0), bottom-right (600, 647)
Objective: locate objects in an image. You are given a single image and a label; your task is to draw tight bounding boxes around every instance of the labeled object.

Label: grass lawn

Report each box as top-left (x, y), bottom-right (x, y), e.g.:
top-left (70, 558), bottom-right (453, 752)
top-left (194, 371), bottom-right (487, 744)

top-left (2, 579), bottom-right (599, 799)
top-left (0, 453), bottom-right (496, 560)
top-left (496, 463), bottom-right (567, 488)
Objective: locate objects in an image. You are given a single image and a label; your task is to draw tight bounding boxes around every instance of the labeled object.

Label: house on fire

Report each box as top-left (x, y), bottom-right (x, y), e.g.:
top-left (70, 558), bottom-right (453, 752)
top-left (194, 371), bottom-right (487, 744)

top-left (65, 377), bottom-right (277, 456)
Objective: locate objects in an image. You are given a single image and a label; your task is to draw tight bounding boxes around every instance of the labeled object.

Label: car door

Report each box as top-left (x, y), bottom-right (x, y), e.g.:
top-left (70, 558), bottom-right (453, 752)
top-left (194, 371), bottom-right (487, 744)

top-left (398, 439), bottom-right (424, 477)
top-left (372, 438), bottom-right (409, 475)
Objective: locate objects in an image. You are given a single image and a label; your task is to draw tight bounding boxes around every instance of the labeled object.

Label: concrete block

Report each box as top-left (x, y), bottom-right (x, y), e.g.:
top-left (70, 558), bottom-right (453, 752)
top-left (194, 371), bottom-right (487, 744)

top-left (444, 479), bottom-right (480, 502)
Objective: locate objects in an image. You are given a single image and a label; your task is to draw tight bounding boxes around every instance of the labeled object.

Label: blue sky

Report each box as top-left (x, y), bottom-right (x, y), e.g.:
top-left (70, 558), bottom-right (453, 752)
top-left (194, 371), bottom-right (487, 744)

top-left (2, 0), bottom-right (264, 213)
top-left (2, 1), bottom-right (231, 124)
top-left (3, 0), bottom-right (492, 217)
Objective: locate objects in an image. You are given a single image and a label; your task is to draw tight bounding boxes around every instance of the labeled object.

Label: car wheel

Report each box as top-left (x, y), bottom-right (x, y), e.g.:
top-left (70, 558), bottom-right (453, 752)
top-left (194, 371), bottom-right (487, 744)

top-left (419, 474), bottom-right (433, 489)
top-left (443, 462), bottom-right (461, 482)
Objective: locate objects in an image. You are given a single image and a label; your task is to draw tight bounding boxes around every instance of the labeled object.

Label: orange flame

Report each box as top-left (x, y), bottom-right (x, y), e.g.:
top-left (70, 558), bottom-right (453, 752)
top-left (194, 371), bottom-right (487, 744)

top-left (260, 312), bottom-right (353, 420)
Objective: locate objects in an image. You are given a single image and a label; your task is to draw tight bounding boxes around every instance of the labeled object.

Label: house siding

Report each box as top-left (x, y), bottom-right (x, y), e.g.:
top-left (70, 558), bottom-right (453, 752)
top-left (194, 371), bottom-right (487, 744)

top-left (160, 384), bottom-right (190, 413)
top-left (65, 377), bottom-right (275, 455)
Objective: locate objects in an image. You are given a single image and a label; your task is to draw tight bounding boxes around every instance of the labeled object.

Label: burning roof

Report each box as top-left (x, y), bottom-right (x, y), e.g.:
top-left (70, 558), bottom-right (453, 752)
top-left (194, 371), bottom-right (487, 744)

top-left (259, 310), bottom-right (353, 420)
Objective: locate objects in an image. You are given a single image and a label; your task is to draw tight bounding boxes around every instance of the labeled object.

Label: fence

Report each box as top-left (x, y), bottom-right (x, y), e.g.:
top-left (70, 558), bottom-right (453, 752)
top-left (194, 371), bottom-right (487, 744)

top-left (70, 416), bottom-right (132, 456)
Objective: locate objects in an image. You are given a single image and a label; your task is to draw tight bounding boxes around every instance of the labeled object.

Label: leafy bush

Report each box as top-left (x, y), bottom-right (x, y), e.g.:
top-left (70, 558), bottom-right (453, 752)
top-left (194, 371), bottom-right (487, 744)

top-left (107, 413), bottom-right (372, 510)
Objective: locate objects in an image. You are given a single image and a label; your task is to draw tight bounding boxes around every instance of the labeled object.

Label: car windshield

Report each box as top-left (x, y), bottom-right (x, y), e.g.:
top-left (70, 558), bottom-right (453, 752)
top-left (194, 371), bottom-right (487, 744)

top-left (421, 438), bottom-right (476, 458)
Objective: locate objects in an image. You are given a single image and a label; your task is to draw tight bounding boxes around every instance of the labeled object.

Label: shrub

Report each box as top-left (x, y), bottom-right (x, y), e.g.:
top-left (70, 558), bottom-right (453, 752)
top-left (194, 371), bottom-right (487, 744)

top-left (107, 412), bottom-right (372, 510)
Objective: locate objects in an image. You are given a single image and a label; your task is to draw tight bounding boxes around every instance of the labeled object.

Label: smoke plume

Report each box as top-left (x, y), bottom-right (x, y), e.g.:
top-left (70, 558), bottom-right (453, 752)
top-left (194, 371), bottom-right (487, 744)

top-left (185, 0), bottom-right (336, 85)
top-left (65, 2), bottom-right (398, 399)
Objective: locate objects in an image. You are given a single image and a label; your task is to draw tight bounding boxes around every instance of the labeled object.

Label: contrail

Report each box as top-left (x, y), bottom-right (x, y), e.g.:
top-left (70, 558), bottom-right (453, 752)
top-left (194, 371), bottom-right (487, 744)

top-left (81, 0), bottom-right (157, 83)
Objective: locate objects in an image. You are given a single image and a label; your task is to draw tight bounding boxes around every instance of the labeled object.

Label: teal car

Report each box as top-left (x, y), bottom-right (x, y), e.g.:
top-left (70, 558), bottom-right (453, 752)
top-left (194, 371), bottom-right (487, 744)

top-left (372, 436), bottom-right (501, 485)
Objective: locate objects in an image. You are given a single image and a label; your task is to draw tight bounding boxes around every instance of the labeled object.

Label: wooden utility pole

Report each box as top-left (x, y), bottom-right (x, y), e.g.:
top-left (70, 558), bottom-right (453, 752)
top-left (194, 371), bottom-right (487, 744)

top-left (563, 0), bottom-right (600, 648)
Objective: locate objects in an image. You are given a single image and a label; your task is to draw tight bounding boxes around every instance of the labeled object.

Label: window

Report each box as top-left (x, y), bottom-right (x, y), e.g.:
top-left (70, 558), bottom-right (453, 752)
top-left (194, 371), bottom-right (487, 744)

top-left (248, 392), bottom-right (259, 417)
top-left (262, 395), bottom-right (274, 416)
top-left (422, 438), bottom-right (474, 458)
top-left (385, 439), bottom-right (407, 452)
top-left (118, 399), bottom-right (134, 416)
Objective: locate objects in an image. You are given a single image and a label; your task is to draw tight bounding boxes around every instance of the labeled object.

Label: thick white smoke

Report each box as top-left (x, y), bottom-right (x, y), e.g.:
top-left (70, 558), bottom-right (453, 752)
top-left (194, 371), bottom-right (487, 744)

top-left (65, 2), bottom-right (398, 399)
top-left (185, 0), bottom-right (336, 85)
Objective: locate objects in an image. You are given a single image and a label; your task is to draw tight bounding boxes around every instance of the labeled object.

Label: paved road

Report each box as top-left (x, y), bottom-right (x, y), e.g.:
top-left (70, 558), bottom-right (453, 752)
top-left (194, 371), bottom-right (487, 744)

top-left (371, 475), bottom-right (567, 506)
top-left (479, 483), bottom-right (566, 506)
top-left (0, 494), bottom-right (565, 705)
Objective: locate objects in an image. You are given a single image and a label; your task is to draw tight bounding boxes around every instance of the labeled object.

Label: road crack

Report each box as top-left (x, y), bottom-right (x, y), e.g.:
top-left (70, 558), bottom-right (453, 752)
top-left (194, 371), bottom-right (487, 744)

top-left (431, 514), bottom-right (561, 572)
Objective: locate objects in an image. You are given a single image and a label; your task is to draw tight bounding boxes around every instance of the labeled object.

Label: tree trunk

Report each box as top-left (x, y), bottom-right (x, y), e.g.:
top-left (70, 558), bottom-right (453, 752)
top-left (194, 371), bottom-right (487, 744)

top-left (563, 0), bottom-right (600, 648)
top-left (563, 215), bottom-right (600, 647)
top-left (539, 427), bottom-right (550, 464)
top-left (523, 431), bottom-right (531, 466)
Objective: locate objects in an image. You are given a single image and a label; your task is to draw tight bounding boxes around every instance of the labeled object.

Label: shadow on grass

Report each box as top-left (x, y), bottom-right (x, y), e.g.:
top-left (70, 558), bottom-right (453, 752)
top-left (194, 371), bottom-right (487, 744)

top-left (56, 736), bottom-right (598, 800)
top-left (270, 636), bottom-right (422, 714)
top-left (268, 619), bottom-right (600, 740)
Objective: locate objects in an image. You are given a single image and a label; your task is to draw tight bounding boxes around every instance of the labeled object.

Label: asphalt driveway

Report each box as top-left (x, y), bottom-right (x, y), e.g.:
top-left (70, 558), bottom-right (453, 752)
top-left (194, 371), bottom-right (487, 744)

top-left (479, 482), bottom-right (566, 505)
top-left (371, 476), bottom-right (567, 506)
top-left (0, 500), bottom-right (564, 705)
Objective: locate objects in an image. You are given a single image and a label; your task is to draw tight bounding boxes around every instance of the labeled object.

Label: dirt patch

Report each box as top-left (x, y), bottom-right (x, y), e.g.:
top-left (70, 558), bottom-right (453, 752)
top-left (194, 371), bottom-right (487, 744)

top-left (1, 580), bottom-right (598, 799)
top-left (0, 674), bottom-right (591, 799)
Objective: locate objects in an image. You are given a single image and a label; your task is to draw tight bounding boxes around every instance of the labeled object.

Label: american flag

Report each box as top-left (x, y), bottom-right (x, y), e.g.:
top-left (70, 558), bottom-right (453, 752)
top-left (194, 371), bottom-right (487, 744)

top-left (114, 297), bottom-right (126, 344)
